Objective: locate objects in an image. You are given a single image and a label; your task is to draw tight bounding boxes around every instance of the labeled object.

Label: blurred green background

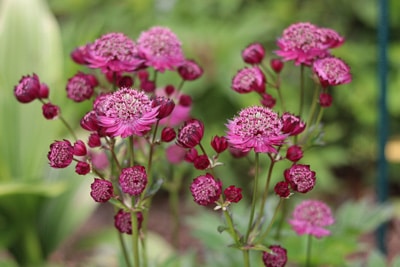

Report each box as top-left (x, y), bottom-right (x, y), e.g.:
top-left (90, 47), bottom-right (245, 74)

top-left (1, 0), bottom-right (400, 266)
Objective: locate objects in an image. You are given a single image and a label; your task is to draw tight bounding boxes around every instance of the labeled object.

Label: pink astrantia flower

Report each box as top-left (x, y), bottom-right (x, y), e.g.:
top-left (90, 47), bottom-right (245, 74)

top-left (242, 42), bottom-right (265, 65)
top-left (75, 161), bottom-right (90, 175)
top-left (284, 164), bottom-right (316, 193)
top-left (286, 145), bottom-right (303, 162)
top-left (176, 119), bottom-right (204, 149)
top-left (232, 66), bottom-right (266, 94)
top-left (211, 135), bottom-right (229, 154)
top-left (319, 92), bottom-right (333, 107)
top-left (86, 32), bottom-right (144, 73)
top-left (262, 245), bottom-right (287, 267)
top-left (190, 173), bottom-right (222, 206)
top-left (166, 144), bottom-right (187, 164)
top-left (42, 103), bottom-right (60, 120)
top-left (274, 181), bottom-right (291, 198)
top-left (14, 74), bottom-right (41, 103)
top-left (47, 140), bottom-right (74, 168)
top-left (276, 22), bottom-right (329, 66)
top-left (114, 210), bottom-right (143, 235)
top-left (224, 185), bottom-right (242, 203)
top-left (313, 57), bottom-right (352, 87)
top-left (289, 200), bottom-right (335, 238)
top-left (226, 106), bottom-right (286, 153)
top-left (119, 166), bottom-right (148, 196)
top-left (318, 27), bottom-right (345, 50)
top-left (66, 72), bottom-right (98, 102)
top-left (95, 88), bottom-right (159, 138)
top-left (281, 112), bottom-right (306, 136)
top-left (90, 178), bottom-right (114, 203)
top-left (137, 26), bottom-right (185, 72)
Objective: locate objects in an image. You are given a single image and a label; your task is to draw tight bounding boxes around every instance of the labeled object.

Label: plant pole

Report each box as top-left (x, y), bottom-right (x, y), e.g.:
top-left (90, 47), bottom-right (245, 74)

top-left (377, 0), bottom-right (389, 254)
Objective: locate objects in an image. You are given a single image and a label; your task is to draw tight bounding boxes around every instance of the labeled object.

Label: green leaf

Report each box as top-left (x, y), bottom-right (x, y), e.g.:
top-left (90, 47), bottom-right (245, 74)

top-left (0, 181), bottom-right (67, 198)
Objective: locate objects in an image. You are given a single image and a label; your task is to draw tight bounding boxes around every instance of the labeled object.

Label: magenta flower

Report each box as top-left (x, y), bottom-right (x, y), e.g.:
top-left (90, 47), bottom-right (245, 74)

top-left (86, 32), bottom-right (144, 73)
top-left (262, 245), bottom-right (287, 267)
top-left (274, 181), bottom-right (291, 198)
top-left (119, 166), bottom-right (148, 196)
top-left (211, 135), bottom-right (228, 154)
top-left (232, 66), bottom-right (266, 94)
top-left (75, 161), bottom-right (91, 175)
top-left (260, 93), bottom-right (276, 109)
top-left (190, 173), bottom-right (222, 206)
top-left (161, 127), bottom-right (176, 142)
top-left (166, 144), bottom-right (187, 164)
top-left (284, 164), bottom-right (316, 193)
top-left (276, 22), bottom-right (329, 66)
top-left (193, 155), bottom-right (210, 170)
top-left (114, 210), bottom-right (143, 235)
top-left (73, 140), bottom-right (87, 156)
top-left (14, 74), bottom-right (41, 103)
top-left (318, 27), bottom-right (345, 50)
top-left (88, 132), bottom-right (101, 148)
top-left (242, 42), bottom-right (265, 65)
top-left (95, 88), bottom-right (159, 138)
top-left (178, 59), bottom-right (204, 81)
top-left (42, 103), bottom-right (60, 120)
top-left (47, 140), bottom-right (74, 168)
top-left (66, 72), bottom-right (98, 102)
top-left (70, 44), bottom-right (90, 65)
top-left (319, 92), bottom-right (333, 107)
top-left (151, 96), bottom-right (175, 119)
top-left (270, 58), bottom-right (284, 73)
top-left (90, 178), bottom-right (114, 203)
top-left (176, 119), bottom-right (204, 149)
top-left (289, 200), bottom-right (335, 238)
top-left (313, 57), bottom-right (352, 87)
top-left (286, 145), bottom-right (303, 162)
top-left (226, 106), bottom-right (286, 153)
top-left (137, 26), bottom-right (185, 72)
top-left (39, 83), bottom-right (49, 99)
top-left (156, 88), bottom-right (192, 127)
top-left (224, 185), bottom-right (242, 203)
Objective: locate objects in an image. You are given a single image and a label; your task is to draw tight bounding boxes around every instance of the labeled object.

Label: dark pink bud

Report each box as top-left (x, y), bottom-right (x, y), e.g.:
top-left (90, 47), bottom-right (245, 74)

top-left (184, 148), bottom-right (198, 163)
top-left (161, 127), bottom-right (176, 142)
top-left (211, 136), bottom-right (228, 153)
top-left (88, 132), bottom-right (102, 147)
top-left (260, 93), bottom-right (276, 108)
top-left (114, 209), bottom-right (143, 235)
top-left (242, 43), bottom-right (265, 64)
top-left (119, 166), bottom-right (148, 196)
top-left (262, 245), bottom-right (287, 267)
top-left (178, 59), bottom-right (203, 81)
top-left (286, 145), bottom-right (303, 162)
top-left (232, 66), bottom-right (266, 94)
top-left (90, 178), bottom-right (113, 203)
top-left (224, 185), bottom-right (242, 203)
top-left (75, 161), bottom-right (91, 175)
top-left (179, 94), bottom-right (192, 107)
top-left (80, 111), bottom-right (99, 132)
top-left (70, 44), bottom-right (89, 65)
top-left (284, 164), bottom-right (316, 193)
top-left (39, 83), bottom-right (49, 99)
top-left (274, 181), bottom-right (291, 198)
top-left (73, 140), bottom-right (87, 156)
top-left (14, 74), bottom-right (41, 103)
top-left (190, 173), bottom-right (222, 206)
top-left (281, 112), bottom-right (306, 136)
top-left (42, 103), bottom-right (60, 120)
top-left (176, 119), bottom-right (204, 148)
top-left (270, 58), bottom-right (284, 73)
top-left (152, 96), bottom-right (175, 119)
top-left (66, 72), bottom-right (97, 102)
top-left (137, 70), bottom-right (149, 81)
top-left (140, 80), bottom-right (155, 93)
top-left (319, 92), bottom-right (333, 107)
top-left (47, 140), bottom-right (74, 168)
top-left (193, 155), bottom-right (210, 170)
top-left (118, 75), bottom-right (133, 88)
top-left (164, 84), bottom-right (175, 96)
top-left (228, 146), bottom-right (249, 158)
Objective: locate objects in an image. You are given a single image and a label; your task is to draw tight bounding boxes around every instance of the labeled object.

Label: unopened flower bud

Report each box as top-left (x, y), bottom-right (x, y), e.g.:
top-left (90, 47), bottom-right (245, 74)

top-left (178, 59), bottom-right (203, 81)
top-left (242, 43), bottom-right (265, 64)
top-left (90, 178), bottom-right (114, 203)
top-left (75, 161), bottom-right (91, 175)
top-left (73, 140), bottom-right (87, 156)
top-left (88, 132), bottom-right (102, 147)
top-left (161, 127), bottom-right (176, 142)
top-left (193, 155), bottom-right (210, 170)
top-left (14, 74), bottom-right (41, 103)
top-left (211, 136), bottom-right (228, 153)
top-left (270, 58), bottom-right (284, 73)
top-left (39, 83), bottom-right (49, 99)
top-left (224, 185), bottom-right (242, 203)
top-left (42, 103), bottom-right (60, 120)
top-left (286, 145), bottom-right (303, 162)
top-left (319, 92), bottom-right (333, 107)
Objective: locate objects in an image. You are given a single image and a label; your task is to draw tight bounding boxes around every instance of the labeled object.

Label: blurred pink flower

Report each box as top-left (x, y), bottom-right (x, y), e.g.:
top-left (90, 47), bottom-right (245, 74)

top-left (313, 57), bottom-right (352, 87)
top-left (232, 66), bottom-right (266, 94)
top-left (289, 200), bottom-right (334, 238)
top-left (242, 42), bottom-right (265, 65)
top-left (262, 245), bottom-right (287, 267)
top-left (284, 164), bottom-right (316, 193)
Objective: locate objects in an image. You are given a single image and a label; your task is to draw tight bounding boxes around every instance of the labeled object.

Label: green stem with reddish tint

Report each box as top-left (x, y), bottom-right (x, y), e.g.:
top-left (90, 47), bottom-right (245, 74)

top-left (245, 152), bottom-right (260, 243)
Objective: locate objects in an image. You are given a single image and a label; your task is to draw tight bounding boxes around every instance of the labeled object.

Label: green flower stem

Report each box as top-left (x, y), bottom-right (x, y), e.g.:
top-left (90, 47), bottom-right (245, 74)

top-left (245, 152), bottom-right (260, 242)
top-left (299, 64), bottom-right (305, 118)
top-left (177, 79), bottom-right (185, 92)
top-left (116, 219), bottom-right (132, 267)
top-left (21, 223), bottom-right (43, 266)
top-left (257, 157), bottom-right (275, 220)
top-left (146, 121), bottom-right (159, 187)
top-left (274, 200), bottom-right (287, 241)
top-left (306, 84), bottom-right (321, 131)
top-left (128, 136), bottom-right (135, 167)
top-left (243, 250), bottom-right (250, 267)
top-left (306, 234), bottom-right (313, 267)
top-left (108, 137), bottom-right (122, 172)
top-left (140, 236), bottom-right (147, 267)
top-left (58, 114), bottom-right (78, 141)
top-left (223, 208), bottom-right (240, 244)
top-left (257, 198), bottom-right (284, 242)
top-left (169, 180), bottom-right (181, 248)
top-left (131, 210), bottom-right (140, 267)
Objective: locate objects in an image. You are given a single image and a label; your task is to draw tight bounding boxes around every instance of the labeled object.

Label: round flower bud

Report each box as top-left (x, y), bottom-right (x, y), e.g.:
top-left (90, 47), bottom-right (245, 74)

top-left (319, 92), bottom-right (333, 107)
top-left (270, 58), bottom-right (284, 73)
top-left (262, 245), bottom-right (287, 267)
top-left (224, 185), bottom-right (242, 203)
top-left (161, 127), bottom-right (176, 142)
top-left (178, 59), bottom-right (203, 81)
top-left (286, 145), bottom-right (303, 162)
top-left (242, 43), bottom-right (265, 64)
top-left (274, 181), bottom-right (291, 198)
top-left (284, 164), bottom-right (316, 193)
top-left (281, 112), bottom-right (306, 136)
top-left (184, 148), bottom-right (198, 163)
top-left (42, 103), bottom-right (60, 120)
top-left (193, 155), bottom-right (210, 170)
top-left (88, 132), bottom-right (102, 148)
top-left (211, 136), bottom-right (228, 154)
top-left (47, 140), bottom-right (74, 168)
top-left (176, 119), bottom-right (204, 148)
top-left (39, 83), bottom-right (49, 99)
top-left (75, 161), bottom-right (91, 175)
top-left (152, 96), bottom-right (175, 119)
top-left (119, 166), bottom-right (148, 196)
top-left (90, 178), bottom-right (114, 203)
top-left (73, 140), bottom-right (87, 156)
top-left (260, 93), bottom-right (276, 108)
top-left (114, 210), bottom-right (143, 235)
top-left (14, 74), bottom-right (41, 103)
top-left (190, 173), bottom-right (222, 206)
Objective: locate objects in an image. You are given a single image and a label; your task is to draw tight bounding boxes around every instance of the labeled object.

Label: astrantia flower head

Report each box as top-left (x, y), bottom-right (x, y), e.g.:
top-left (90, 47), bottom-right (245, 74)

top-left (114, 210), bottom-right (143, 235)
top-left (262, 245), bottom-right (287, 267)
top-left (42, 103), bottom-right (60, 120)
top-left (193, 155), bottom-right (210, 170)
top-left (119, 166), bottom-right (148, 196)
top-left (284, 164), bottom-right (316, 193)
top-left (289, 199), bottom-right (335, 238)
top-left (14, 74), bottom-right (41, 103)
top-left (178, 59), bottom-right (204, 81)
top-left (90, 178), bottom-right (114, 203)
top-left (226, 106), bottom-right (286, 153)
top-left (274, 181), bottom-right (291, 198)
top-left (286, 145), bottom-right (303, 162)
top-left (66, 72), bottom-right (98, 102)
top-left (95, 88), bottom-right (159, 138)
top-left (75, 161), bottom-right (90, 175)
top-left (281, 112), bottom-right (306, 136)
top-left (190, 173), bottom-right (222, 206)
top-left (242, 43), bottom-right (265, 65)
top-left (224, 185), bottom-right (242, 203)
top-left (211, 135), bottom-right (229, 154)
top-left (276, 22), bottom-right (329, 66)
top-left (137, 26), bottom-right (185, 72)
top-left (47, 140), bottom-right (74, 168)
top-left (313, 57), bottom-right (352, 87)
top-left (70, 44), bottom-right (90, 65)
top-left (232, 66), bottom-right (266, 94)
top-left (319, 92), bottom-right (333, 107)
top-left (176, 119), bottom-right (204, 148)
top-left (86, 32), bottom-right (144, 73)
top-left (318, 27), bottom-right (345, 50)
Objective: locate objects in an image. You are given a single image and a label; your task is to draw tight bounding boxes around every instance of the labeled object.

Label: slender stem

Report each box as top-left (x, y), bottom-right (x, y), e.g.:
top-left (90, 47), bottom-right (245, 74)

top-left (146, 121), bottom-right (159, 187)
top-left (274, 200), bottom-right (287, 241)
top-left (243, 250), bottom-right (250, 267)
top-left (169, 182), bottom-right (181, 248)
top-left (131, 209), bottom-right (140, 267)
top-left (128, 136), bottom-right (135, 166)
top-left (306, 234), bottom-right (313, 267)
top-left (177, 79), bottom-right (185, 92)
top-left (117, 226), bottom-right (132, 267)
top-left (258, 198), bottom-right (284, 242)
top-left (258, 158), bottom-right (275, 218)
top-left (140, 235), bottom-right (147, 267)
top-left (275, 75), bottom-right (286, 112)
top-left (108, 138), bottom-right (122, 172)
top-left (58, 114), bottom-right (78, 141)
top-left (299, 64), bottom-right (305, 118)
top-left (223, 208), bottom-right (240, 244)
top-left (306, 84), bottom-right (320, 130)
top-left (245, 152), bottom-right (260, 242)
